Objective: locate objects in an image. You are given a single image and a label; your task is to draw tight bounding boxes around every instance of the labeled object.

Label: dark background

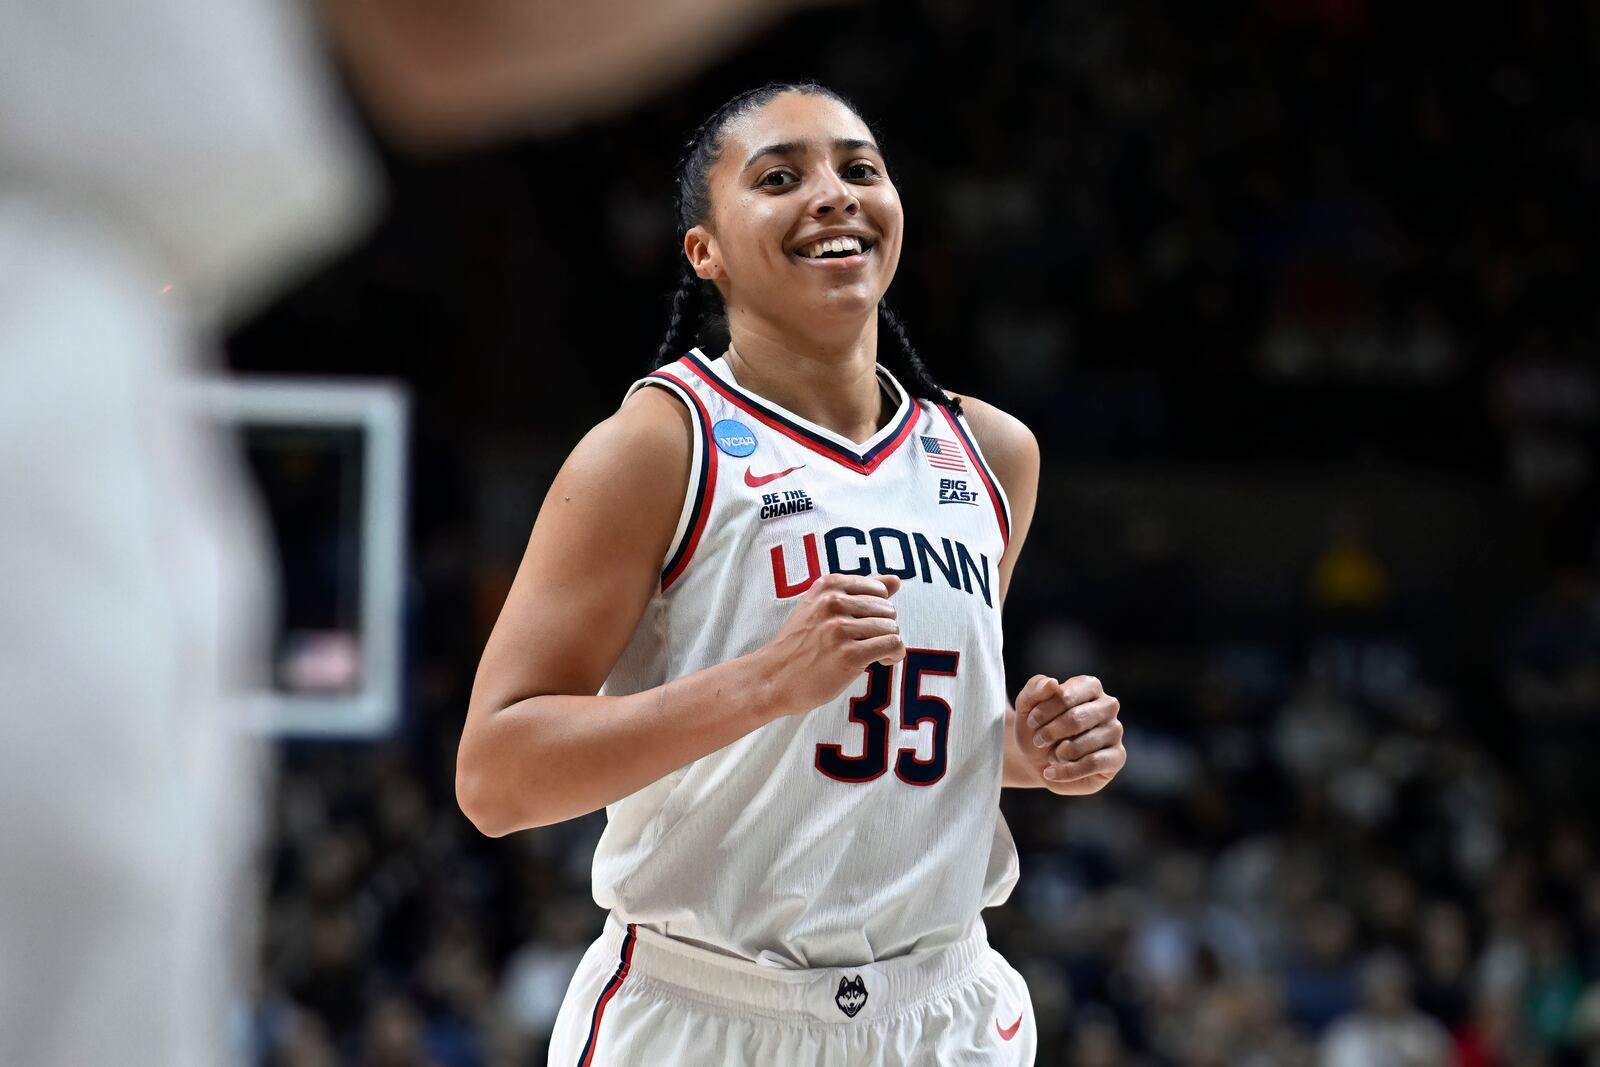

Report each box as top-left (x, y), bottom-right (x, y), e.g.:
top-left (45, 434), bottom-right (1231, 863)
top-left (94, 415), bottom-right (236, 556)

top-left (234, 1), bottom-right (1600, 1064)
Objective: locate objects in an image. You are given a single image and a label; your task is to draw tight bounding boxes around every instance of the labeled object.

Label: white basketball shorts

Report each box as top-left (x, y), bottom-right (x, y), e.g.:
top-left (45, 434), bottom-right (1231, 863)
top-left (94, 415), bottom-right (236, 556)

top-left (547, 913), bottom-right (1036, 1066)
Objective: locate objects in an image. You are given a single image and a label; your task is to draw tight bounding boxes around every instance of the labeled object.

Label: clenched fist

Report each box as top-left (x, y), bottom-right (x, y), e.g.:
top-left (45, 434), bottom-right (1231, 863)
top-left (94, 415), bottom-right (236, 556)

top-left (755, 573), bottom-right (905, 718)
top-left (1013, 674), bottom-right (1125, 795)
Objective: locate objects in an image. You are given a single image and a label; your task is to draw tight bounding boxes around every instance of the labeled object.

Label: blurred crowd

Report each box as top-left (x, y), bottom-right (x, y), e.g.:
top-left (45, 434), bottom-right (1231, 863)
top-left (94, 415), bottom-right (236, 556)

top-left (997, 572), bottom-right (1600, 1067)
top-left (239, 1), bottom-right (1600, 1064)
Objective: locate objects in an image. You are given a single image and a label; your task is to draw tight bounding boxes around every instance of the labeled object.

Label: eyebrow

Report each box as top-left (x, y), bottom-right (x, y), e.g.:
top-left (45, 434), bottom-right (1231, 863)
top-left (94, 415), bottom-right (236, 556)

top-left (741, 138), bottom-right (880, 172)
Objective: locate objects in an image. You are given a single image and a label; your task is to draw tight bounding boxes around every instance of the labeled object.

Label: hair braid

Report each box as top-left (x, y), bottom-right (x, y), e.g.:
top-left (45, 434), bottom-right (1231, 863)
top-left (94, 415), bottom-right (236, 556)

top-left (655, 259), bottom-right (706, 367)
top-left (879, 301), bottom-right (961, 414)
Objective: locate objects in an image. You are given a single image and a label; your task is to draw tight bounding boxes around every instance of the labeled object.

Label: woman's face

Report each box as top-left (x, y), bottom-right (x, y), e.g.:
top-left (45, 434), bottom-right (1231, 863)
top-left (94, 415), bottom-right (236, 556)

top-left (688, 92), bottom-right (903, 337)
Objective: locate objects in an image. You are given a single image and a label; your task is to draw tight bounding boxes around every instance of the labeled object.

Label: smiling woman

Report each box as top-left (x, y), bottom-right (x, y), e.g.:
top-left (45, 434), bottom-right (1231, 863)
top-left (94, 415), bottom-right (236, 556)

top-left (457, 81), bottom-right (1126, 1067)
top-left (655, 83), bottom-right (957, 427)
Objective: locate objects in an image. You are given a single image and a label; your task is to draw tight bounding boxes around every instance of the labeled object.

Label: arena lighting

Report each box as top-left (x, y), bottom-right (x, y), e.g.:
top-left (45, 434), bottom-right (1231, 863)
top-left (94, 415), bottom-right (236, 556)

top-left (193, 376), bottom-right (409, 737)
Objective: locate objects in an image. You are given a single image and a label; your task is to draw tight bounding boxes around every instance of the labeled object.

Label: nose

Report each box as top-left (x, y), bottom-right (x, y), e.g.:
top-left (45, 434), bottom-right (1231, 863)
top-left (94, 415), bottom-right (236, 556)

top-left (811, 169), bottom-right (860, 218)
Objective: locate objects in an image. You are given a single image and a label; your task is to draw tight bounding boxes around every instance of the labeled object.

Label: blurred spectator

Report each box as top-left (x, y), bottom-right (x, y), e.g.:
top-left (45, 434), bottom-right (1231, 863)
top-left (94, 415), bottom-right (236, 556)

top-left (1318, 952), bottom-right (1450, 1067)
top-left (1285, 901), bottom-right (1362, 1033)
top-left (498, 905), bottom-right (591, 1054)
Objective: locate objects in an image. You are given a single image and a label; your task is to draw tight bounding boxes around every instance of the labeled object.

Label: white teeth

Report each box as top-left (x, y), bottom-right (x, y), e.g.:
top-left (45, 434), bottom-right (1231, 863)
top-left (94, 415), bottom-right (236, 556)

top-left (799, 236), bottom-right (866, 259)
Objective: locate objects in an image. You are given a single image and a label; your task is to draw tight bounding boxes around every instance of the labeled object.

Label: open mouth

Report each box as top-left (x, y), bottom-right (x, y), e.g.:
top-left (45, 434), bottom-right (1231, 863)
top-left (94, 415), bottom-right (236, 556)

top-left (792, 235), bottom-right (877, 264)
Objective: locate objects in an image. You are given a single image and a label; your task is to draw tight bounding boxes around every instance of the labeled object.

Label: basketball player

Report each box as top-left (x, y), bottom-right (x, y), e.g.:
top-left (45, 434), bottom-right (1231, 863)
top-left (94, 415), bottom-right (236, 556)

top-left (458, 83), bottom-right (1127, 1065)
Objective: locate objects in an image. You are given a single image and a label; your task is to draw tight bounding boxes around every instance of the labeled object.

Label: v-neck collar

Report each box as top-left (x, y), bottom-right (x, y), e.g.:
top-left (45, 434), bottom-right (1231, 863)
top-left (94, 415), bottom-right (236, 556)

top-left (678, 348), bottom-right (920, 475)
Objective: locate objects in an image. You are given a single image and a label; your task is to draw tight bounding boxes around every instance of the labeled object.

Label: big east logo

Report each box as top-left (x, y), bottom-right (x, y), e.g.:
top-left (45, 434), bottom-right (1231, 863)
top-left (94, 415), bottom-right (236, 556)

top-left (939, 478), bottom-right (980, 506)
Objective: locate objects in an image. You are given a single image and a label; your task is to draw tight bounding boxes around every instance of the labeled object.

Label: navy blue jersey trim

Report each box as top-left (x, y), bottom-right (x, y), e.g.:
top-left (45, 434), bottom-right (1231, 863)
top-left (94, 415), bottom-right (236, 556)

top-left (940, 407), bottom-right (1011, 547)
top-left (645, 372), bottom-right (715, 589)
top-left (681, 351), bottom-right (918, 474)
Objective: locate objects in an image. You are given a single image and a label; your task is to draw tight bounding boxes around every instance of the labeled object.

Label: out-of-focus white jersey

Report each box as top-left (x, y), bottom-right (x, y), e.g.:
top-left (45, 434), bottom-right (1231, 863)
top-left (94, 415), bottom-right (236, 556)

top-left (0, 3), bottom-right (369, 1063)
top-left (593, 349), bottom-right (1020, 969)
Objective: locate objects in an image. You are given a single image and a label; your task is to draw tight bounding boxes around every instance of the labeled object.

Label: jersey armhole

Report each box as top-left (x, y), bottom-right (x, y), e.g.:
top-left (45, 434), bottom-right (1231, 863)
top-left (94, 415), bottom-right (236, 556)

top-left (933, 402), bottom-right (1013, 550)
top-left (625, 373), bottom-right (717, 590)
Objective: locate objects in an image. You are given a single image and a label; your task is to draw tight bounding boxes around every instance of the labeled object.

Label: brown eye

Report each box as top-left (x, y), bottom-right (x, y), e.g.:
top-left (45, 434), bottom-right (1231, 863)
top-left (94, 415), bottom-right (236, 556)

top-left (759, 169), bottom-right (797, 188)
top-left (844, 161), bottom-right (880, 180)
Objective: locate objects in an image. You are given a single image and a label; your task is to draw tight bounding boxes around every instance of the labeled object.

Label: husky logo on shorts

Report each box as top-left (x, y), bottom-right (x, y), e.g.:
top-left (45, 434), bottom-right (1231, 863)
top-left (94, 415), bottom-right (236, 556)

top-left (834, 974), bottom-right (868, 1017)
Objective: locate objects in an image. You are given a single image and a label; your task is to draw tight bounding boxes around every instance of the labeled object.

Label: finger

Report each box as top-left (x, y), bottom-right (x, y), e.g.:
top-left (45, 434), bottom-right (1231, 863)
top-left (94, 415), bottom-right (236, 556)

top-left (857, 634), bottom-right (906, 666)
top-left (1049, 719), bottom-right (1123, 763)
top-left (1031, 695), bottom-right (1120, 747)
top-left (1045, 774), bottom-right (1113, 796)
top-left (1024, 693), bottom-right (1071, 731)
top-left (1015, 675), bottom-right (1058, 719)
top-left (839, 616), bottom-right (899, 640)
top-left (1046, 744), bottom-right (1126, 784)
top-left (820, 573), bottom-right (892, 598)
top-left (834, 594), bottom-right (897, 620)
top-left (879, 573), bottom-right (903, 598)
top-left (1059, 675), bottom-right (1105, 709)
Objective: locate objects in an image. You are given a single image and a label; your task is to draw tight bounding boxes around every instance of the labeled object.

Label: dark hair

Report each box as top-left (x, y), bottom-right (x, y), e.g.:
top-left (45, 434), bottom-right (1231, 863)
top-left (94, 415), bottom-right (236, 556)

top-left (653, 81), bottom-right (960, 414)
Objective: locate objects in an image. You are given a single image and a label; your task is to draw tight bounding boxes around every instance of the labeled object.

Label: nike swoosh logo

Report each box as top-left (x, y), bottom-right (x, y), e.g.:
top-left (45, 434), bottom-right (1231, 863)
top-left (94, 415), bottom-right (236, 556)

top-left (744, 464), bottom-right (805, 487)
top-left (996, 1014), bottom-right (1022, 1041)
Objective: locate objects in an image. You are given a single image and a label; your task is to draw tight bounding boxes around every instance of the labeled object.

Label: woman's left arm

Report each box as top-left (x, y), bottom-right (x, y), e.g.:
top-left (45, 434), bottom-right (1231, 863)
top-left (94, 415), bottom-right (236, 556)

top-left (957, 396), bottom-right (1127, 795)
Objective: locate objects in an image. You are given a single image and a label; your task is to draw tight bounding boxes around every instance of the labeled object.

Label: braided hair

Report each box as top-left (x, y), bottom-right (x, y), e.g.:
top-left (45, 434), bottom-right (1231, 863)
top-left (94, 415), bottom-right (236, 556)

top-left (654, 81), bottom-right (960, 415)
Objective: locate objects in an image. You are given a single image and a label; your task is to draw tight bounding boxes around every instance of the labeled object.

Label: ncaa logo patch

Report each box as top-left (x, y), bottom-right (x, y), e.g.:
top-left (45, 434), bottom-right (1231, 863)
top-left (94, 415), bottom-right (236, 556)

top-left (712, 419), bottom-right (758, 458)
top-left (834, 974), bottom-right (868, 1017)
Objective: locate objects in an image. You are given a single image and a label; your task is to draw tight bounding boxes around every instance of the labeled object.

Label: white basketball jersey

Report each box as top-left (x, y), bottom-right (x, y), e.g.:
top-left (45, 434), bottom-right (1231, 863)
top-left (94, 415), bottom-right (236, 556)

top-left (592, 349), bottom-right (1020, 969)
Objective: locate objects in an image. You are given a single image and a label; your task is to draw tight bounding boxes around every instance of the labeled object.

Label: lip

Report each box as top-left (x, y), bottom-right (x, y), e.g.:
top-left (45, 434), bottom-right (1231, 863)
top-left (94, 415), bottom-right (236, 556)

top-left (791, 244), bottom-right (875, 270)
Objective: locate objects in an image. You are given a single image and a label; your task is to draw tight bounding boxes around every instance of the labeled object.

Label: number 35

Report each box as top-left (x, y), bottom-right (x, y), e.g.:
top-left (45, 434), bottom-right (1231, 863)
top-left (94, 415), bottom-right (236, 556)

top-left (814, 649), bottom-right (959, 786)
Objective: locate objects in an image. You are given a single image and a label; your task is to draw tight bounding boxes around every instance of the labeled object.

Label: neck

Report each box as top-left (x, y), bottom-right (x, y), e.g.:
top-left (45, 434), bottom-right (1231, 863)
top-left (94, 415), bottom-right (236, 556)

top-left (723, 313), bottom-right (892, 443)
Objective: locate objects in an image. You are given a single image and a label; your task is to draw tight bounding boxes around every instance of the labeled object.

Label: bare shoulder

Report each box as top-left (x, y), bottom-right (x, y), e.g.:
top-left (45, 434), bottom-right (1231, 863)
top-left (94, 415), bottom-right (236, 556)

top-left (559, 380), bottom-right (693, 496)
top-left (947, 394), bottom-right (1039, 492)
top-left (525, 379), bottom-right (694, 579)
top-left (598, 380), bottom-right (693, 461)
top-left (473, 379), bottom-right (694, 713)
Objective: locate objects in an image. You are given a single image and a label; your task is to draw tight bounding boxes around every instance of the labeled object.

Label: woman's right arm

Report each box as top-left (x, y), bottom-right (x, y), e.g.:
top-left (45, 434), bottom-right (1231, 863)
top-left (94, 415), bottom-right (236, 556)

top-left (457, 385), bottom-right (904, 837)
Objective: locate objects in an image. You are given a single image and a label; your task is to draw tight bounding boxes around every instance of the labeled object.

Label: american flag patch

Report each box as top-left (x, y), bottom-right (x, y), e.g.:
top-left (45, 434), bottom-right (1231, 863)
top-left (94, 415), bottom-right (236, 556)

top-left (920, 435), bottom-right (968, 472)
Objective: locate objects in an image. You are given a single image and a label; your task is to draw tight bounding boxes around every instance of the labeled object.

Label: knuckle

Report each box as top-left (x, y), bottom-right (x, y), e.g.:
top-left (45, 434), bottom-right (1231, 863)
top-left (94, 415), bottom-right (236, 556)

top-left (1107, 696), bottom-right (1120, 715)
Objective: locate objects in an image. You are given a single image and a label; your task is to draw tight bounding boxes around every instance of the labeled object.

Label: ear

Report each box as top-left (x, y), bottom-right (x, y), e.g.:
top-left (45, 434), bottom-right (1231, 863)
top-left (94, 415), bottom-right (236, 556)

top-left (685, 224), bottom-right (721, 282)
